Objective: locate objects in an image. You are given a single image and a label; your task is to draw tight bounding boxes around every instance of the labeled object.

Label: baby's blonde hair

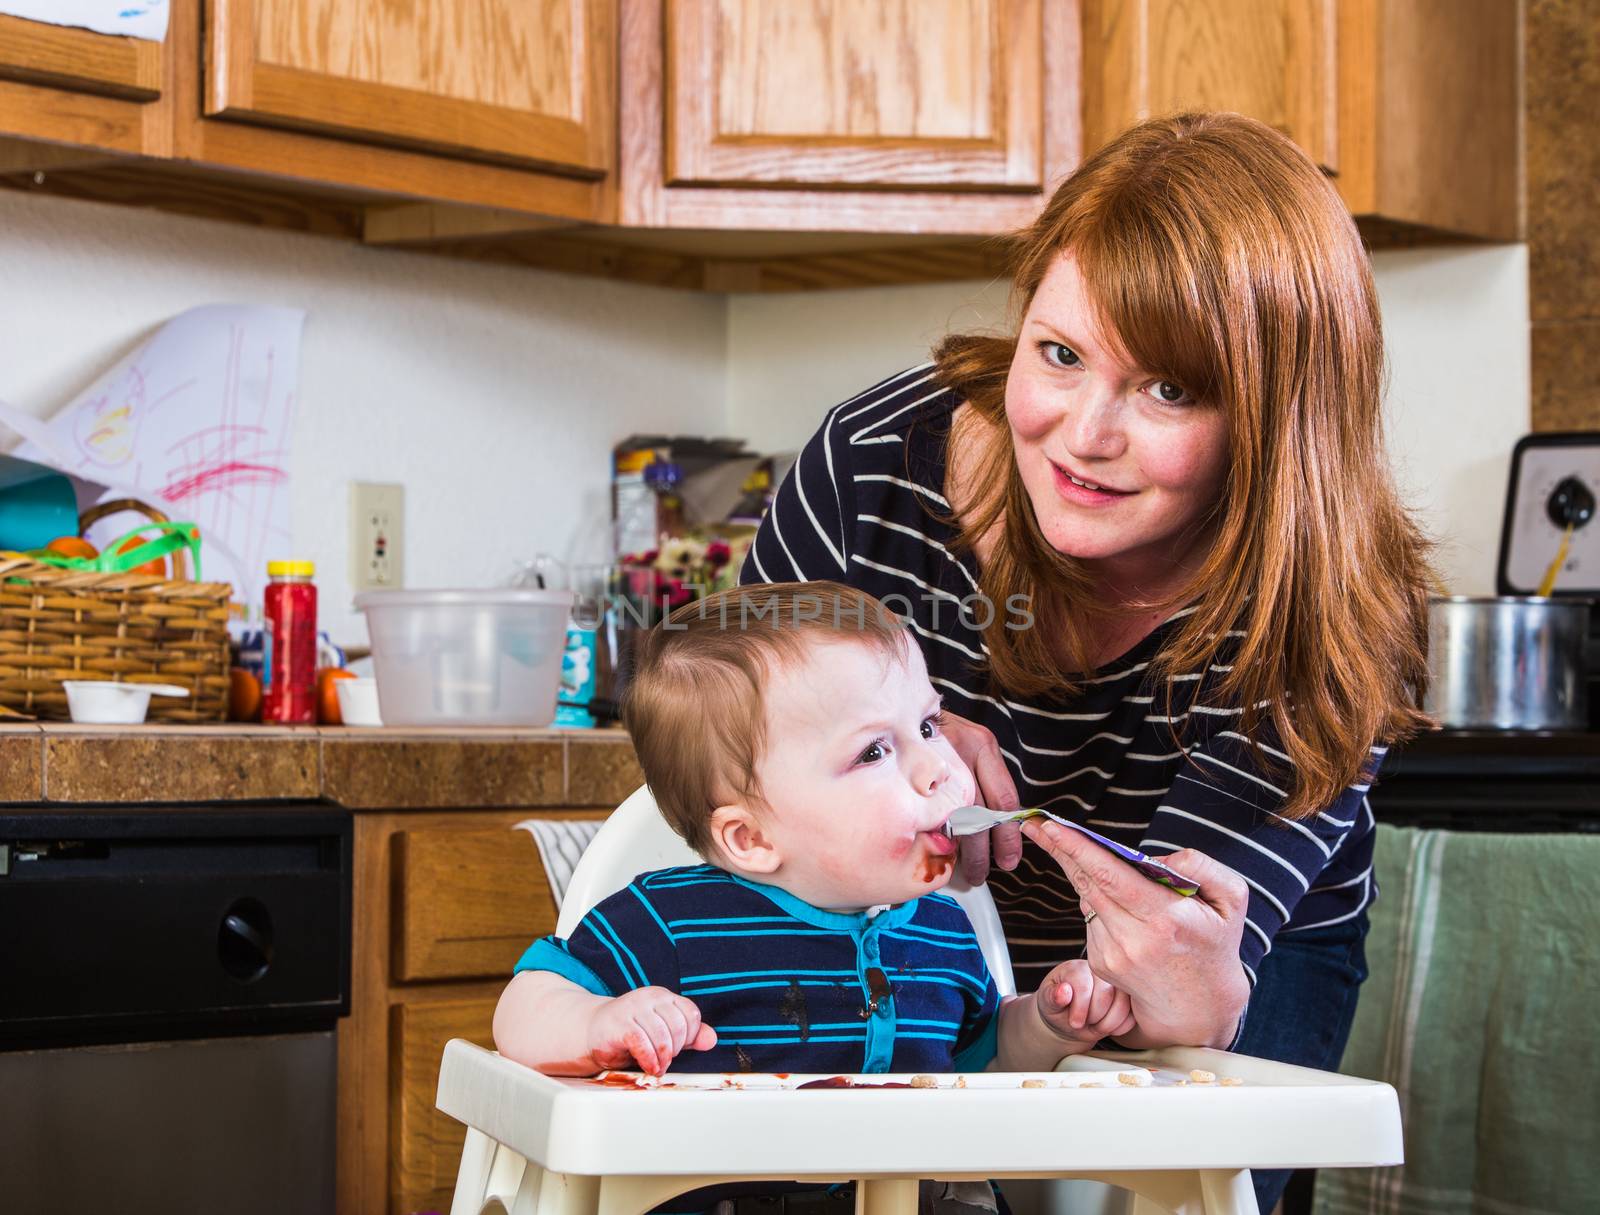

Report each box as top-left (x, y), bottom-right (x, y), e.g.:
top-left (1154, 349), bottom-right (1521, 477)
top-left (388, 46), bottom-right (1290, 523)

top-left (622, 581), bottom-right (907, 855)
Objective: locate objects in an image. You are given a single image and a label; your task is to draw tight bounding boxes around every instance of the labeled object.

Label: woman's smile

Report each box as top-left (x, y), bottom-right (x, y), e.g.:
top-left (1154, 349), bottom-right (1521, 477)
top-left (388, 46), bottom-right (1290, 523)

top-left (1050, 458), bottom-right (1136, 505)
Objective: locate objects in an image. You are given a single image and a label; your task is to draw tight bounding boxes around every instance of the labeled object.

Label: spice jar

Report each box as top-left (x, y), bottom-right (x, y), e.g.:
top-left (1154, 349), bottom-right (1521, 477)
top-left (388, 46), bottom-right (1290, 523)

top-left (262, 560), bottom-right (318, 724)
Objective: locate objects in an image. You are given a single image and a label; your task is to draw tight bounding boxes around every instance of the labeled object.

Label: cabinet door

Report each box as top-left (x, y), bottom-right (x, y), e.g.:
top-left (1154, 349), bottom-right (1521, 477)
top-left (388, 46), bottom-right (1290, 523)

top-left (1083, 0), bottom-right (1337, 174)
top-left (392, 998), bottom-right (497, 1215)
top-left (391, 825), bottom-right (559, 983)
top-left (205, 0), bottom-right (614, 175)
top-left (666, 0), bottom-right (1044, 190)
top-left (0, 12), bottom-right (162, 101)
top-left (0, 13), bottom-right (166, 156)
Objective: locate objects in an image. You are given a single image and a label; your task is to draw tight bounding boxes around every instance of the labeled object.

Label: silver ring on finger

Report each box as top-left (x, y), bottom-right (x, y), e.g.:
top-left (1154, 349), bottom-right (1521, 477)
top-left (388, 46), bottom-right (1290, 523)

top-left (1083, 907), bottom-right (1097, 927)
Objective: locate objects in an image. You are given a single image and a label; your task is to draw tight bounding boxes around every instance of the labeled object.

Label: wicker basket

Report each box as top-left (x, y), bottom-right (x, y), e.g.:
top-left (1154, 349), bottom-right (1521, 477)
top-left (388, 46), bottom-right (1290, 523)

top-left (0, 502), bottom-right (232, 722)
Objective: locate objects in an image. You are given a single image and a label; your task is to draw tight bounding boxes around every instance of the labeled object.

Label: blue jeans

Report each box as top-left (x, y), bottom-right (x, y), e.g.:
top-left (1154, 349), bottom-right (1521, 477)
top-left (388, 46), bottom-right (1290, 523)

top-left (1233, 912), bottom-right (1370, 1214)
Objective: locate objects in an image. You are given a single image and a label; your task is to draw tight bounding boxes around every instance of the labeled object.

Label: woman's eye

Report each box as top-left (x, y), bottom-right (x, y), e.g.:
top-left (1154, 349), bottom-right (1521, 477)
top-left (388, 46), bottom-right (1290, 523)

top-left (1039, 341), bottom-right (1081, 369)
top-left (1147, 380), bottom-right (1191, 404)
top-left (856, 741), bottom-right (886, 765)
top-left (920, 716), bottom-right (939, 740)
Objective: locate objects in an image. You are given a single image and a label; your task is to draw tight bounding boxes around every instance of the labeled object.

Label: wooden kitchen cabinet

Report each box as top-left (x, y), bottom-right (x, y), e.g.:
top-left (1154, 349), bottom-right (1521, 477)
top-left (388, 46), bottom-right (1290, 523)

top-left (1081, 0), bottom-right (1520, 241)
top-left (0, 0), bottom-right (1523, 289)
top-left (0, 2), bottom-right (610, 223)
top-left (204, 0), bottom-right (613, 176)
top-left (1083, 0), bottom-right (1336, 172)
top-left (392, 825), bottom-right (560, 982)
top-left (342, 807), bottom-right (608, 1215)
top-left (0, 12), bottom-right (170, 160)
top-left (666, 0), bottom-right (1043, 192)
top-left (591, 0), bottom-right (1517, 280)
top-left (178, 0), bottom-right (612, 221)
top-left (391, 997), bottom-right (499, 1214)
top-left (617, 0), bottom-right (1081, 237)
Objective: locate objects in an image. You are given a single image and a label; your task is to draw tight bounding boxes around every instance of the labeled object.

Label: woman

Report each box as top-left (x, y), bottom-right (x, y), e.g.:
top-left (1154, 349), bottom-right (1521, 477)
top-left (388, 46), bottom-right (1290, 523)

top-left (740, 113), bottom-right (1432, 1212)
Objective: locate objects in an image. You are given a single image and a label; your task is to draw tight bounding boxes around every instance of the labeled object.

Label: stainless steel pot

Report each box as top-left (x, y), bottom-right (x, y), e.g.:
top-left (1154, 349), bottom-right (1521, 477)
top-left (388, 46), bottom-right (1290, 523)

top-left (1426, 596), bottom-right (1592, 730)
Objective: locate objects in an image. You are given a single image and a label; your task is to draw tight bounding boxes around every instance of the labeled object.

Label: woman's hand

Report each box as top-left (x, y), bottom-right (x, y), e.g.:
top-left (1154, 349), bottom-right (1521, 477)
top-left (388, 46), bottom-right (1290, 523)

top-left (938, 710), bottom-right (1024, 884)
top-left (1020, 819), bottom-right (1252, 1049)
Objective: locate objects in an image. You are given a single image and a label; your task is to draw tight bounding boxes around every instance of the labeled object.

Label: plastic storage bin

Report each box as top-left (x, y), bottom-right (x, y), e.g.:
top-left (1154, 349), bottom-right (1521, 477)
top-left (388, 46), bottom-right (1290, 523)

top-left (354, 589), bottom-right (575, 726)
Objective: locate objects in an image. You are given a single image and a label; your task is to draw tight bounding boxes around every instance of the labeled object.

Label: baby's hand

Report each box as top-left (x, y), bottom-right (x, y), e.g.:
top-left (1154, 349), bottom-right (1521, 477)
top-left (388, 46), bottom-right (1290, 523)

top-left (587, 987), bottom-right (717, 1075)
top-left (1035, 959), bottom-right (1136, 1045)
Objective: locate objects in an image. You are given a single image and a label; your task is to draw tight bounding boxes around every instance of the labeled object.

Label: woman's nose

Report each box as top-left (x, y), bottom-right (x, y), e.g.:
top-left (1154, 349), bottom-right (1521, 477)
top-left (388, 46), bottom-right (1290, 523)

top-left (1064, 387), bottom-right (1125, 458)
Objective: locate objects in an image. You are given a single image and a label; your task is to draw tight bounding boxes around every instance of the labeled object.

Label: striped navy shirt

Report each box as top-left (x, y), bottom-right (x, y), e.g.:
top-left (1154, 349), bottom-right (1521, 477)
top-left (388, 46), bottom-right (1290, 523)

top-left (516, 864), bottom-right (1002, 1073)
top-left (740, 365), bottom-right (1380, 987)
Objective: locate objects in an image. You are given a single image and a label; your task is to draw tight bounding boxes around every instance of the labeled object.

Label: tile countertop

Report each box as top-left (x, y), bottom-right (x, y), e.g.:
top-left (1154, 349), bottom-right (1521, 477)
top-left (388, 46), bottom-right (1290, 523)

top-left (3, 724), bottom-right (1591, 813)
top-left (0, 723), bottom-right (643, 810)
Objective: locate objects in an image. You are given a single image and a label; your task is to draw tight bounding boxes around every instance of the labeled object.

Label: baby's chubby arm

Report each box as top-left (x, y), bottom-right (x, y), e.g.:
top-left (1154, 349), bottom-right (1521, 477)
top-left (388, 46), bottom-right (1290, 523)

top-left (493, 970), bottom-right (718, 1076)
top-left (990, 959), bottom-right (1137, 1071)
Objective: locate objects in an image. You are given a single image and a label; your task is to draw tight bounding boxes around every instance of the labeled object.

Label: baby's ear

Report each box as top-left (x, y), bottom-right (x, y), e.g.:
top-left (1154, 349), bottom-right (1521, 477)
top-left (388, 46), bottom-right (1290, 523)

top-left (709, 804), bottom-right (781, 875)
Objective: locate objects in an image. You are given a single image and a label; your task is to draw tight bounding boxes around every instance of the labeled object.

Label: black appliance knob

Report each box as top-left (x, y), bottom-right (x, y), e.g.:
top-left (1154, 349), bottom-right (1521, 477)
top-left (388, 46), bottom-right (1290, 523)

top-left (1547, 476), bottom-right (1596, 530)
top-left (218, 898), bottom-right (273, 983)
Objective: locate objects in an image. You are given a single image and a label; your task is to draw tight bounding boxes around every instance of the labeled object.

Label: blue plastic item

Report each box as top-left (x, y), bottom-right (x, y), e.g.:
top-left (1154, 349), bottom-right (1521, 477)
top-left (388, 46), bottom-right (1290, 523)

top-left (0, 454), bottom-right (78, 552)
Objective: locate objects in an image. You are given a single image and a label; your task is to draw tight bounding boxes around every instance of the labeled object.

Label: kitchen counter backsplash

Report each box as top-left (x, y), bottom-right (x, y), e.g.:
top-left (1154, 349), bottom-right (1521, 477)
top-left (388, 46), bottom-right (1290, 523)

top-left (0, 724), bottom-right (642, 809)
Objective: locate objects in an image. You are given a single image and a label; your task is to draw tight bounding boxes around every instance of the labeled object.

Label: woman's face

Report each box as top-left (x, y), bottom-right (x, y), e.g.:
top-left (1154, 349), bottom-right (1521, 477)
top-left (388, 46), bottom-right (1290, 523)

top-left (1004, 253), bottom-right (1230, 600)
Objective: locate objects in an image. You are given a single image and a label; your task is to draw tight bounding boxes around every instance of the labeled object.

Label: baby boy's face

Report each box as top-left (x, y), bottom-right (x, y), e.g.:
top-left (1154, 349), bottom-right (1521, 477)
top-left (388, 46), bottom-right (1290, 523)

top-left (750, 632), bottom-right (977, 911)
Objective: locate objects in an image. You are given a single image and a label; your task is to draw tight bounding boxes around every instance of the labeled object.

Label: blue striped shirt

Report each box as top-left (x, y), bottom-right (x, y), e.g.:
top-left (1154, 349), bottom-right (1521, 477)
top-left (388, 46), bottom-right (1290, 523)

top-left (515, 864), bottom-right (1002, 1074)
top-left (740, 366), bottom-right (1381, 987)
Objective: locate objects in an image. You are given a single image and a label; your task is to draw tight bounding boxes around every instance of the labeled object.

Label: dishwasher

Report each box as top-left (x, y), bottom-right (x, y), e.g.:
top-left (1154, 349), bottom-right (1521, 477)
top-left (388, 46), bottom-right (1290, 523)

top-left (0, 805), bottom-right (352, 1215)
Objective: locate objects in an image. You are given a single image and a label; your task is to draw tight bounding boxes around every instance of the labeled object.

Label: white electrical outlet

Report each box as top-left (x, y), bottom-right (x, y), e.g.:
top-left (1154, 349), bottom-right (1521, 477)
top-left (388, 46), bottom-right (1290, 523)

top-left (350, 482), bottom-right (404, 591)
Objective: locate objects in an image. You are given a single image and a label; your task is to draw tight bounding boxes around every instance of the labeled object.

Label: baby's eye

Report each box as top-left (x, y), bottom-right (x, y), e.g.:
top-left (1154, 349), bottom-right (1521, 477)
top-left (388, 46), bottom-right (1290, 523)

top-left (920, 716), bottom-right (940, 740)
top-left (856, 741), bottom-right (886, 765)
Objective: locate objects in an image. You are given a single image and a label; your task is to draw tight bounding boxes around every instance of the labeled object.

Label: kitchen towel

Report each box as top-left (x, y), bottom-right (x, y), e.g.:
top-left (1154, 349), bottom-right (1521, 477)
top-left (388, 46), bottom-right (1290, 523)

top-left (1314, 825), bottom-right (1600, 1215)
top-left (514, 817), bottom-right (604, 909)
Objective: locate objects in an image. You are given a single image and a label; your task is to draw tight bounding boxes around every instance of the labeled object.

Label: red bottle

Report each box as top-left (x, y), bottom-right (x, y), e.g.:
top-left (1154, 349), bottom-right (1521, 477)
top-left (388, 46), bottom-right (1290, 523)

top-left (262, 560), bottom-right (318, 724)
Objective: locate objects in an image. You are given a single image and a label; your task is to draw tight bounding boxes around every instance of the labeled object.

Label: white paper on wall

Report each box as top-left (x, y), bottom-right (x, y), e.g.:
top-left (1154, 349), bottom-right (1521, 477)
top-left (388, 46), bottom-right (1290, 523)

top-left (0, 1), bottom-right (168, 42)
top-left (4, 303), bottom-right (305, 612)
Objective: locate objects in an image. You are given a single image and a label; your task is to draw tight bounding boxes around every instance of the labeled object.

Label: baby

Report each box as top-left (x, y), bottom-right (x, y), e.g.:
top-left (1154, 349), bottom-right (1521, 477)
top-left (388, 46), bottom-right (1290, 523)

top-left (494, 581), bottom-right (1134, 1080)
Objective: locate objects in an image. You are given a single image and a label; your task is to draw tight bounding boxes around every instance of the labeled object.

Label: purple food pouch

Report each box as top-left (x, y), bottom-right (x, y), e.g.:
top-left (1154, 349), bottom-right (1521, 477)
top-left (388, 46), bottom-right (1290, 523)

top-left (1034, 811), bottom-right (1201, 897)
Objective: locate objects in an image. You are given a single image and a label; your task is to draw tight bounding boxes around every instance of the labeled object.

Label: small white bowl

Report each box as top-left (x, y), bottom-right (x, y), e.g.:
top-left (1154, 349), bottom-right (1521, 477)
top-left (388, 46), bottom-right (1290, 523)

top-left (336, 677), bottom-right (383, 727)
top-left (63, 680), bottom-right (190, 725)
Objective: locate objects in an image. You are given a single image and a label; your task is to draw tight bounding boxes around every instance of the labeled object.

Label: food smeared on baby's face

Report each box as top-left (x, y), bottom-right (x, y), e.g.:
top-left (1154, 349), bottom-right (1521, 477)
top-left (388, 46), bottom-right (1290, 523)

top-left (915, 829), bottom-right (957, 884)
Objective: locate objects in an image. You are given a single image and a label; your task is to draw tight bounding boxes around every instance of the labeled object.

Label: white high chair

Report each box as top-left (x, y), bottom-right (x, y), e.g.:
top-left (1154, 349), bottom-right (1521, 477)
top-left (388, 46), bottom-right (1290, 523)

top-left (437, 786), bottom-right (1402, 1215)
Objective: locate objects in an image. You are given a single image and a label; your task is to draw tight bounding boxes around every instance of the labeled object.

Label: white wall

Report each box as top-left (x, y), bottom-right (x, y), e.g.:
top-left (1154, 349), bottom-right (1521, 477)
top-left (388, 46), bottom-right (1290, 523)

top-left (725, 245), bottom-right (1532, 595)
top-left (1376, 244), bottom-right (1530, 594)
top-left (0, 191), bottom-right (729, 641)
top-left (726, 276), bottom-right (1013, 455)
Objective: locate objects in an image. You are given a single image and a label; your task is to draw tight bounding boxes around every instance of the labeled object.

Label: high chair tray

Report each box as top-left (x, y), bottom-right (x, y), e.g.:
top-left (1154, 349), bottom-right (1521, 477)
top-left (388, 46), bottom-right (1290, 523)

top-left (590, 1057), bottom-right (1152, 1091)
top-left (436, 1041), bottom-right (1402, 1178)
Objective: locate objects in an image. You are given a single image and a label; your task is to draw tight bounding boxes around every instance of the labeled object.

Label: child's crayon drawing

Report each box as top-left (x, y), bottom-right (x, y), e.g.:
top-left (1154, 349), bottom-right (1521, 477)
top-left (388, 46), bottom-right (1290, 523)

top-left (13, 304), bottom-right (305, 611)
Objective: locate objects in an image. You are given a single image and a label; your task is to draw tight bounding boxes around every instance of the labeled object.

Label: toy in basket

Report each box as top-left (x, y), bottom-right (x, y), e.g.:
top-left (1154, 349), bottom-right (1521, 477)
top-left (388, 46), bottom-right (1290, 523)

top-left (0, 500), bottom-right (233, 722)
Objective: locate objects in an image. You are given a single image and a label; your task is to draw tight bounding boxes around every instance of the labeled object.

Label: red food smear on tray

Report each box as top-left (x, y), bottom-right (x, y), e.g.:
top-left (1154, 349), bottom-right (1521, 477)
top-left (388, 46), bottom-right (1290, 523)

top-left (588, 1072), bottom-right (669, 1089)
top-left (796, 1076), bottom-right (911, 1089)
